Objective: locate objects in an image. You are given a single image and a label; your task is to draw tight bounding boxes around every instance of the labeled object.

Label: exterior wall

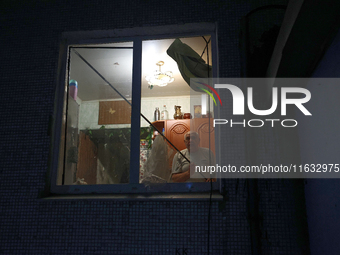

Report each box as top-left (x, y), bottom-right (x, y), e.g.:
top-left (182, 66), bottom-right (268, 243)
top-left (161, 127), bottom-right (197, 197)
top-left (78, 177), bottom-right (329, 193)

top-left (299, 28), bottom-right (340, 255)
top-left (0, 0), bottom-right (311, 254)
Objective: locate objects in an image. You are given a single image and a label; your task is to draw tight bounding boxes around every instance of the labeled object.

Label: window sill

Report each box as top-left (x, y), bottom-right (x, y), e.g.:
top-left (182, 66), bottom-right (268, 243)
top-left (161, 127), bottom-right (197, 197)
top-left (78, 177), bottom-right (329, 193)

top-left (40, 192), bottom-right (223, 201)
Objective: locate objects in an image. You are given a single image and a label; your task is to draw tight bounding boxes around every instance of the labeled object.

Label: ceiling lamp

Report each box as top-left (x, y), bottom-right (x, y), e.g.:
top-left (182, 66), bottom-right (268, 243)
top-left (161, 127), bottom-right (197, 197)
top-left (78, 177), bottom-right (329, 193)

top-left (145, 61), bottom-right (174, 87)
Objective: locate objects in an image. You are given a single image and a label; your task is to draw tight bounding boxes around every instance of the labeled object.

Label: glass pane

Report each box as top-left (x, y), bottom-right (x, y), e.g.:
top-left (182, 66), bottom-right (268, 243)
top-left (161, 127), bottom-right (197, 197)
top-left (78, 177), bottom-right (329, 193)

top-left (139, 36), bottom-right (214, 183)
top-left (60, 42), bottom-right (133, 185)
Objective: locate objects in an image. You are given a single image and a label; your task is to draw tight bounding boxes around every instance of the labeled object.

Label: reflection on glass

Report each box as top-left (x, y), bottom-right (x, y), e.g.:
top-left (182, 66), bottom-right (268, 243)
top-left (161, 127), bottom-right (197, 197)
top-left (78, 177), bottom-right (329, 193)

top-left (60, 43), bottom-right (133, 185)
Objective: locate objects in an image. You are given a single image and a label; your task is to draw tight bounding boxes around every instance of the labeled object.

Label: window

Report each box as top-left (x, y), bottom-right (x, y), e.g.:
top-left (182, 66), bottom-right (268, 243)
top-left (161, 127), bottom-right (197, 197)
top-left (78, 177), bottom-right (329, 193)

top-left (50, 23), bottom-right (220, 195)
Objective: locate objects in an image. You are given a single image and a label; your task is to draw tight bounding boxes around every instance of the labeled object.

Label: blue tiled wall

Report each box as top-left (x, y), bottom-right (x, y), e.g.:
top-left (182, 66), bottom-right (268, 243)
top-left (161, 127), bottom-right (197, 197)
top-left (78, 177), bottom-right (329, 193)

top-left (1, 0), bottom-right (310, 254)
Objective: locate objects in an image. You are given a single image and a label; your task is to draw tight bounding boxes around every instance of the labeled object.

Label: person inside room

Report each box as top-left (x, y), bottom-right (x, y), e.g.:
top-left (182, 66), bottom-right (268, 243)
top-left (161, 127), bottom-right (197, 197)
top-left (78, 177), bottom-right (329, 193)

top-left (171, 131), bottom-right (216, 182)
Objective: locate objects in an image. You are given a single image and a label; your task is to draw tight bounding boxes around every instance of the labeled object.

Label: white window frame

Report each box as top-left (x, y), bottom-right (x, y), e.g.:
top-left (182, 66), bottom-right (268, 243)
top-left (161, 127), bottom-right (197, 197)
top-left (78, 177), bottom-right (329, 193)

top-left (49, 23), bottom-right (222, 196)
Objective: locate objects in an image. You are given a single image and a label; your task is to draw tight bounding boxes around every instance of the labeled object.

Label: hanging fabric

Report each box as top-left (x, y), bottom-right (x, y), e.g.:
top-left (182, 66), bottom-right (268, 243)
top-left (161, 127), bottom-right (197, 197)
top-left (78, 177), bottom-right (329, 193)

top-left (167, 38), bottom-right (212, 91)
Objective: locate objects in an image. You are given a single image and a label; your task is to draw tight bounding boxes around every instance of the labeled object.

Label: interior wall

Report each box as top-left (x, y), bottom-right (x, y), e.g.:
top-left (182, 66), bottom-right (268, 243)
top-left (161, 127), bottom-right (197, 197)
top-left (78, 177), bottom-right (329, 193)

top-left (78, 95), bottom-right (203, 129)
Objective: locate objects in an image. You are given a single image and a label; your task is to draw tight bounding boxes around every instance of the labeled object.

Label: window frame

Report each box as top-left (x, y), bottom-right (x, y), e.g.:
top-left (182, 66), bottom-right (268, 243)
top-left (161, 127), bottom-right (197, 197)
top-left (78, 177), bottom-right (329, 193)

top-left (49, 23), bottom-right (222, 195)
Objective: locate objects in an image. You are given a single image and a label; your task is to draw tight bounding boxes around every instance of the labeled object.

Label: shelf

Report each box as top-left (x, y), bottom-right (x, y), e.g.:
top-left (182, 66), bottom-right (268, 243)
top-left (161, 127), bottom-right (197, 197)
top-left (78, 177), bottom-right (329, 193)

top-left (151, 120), bottom-right (165, 132)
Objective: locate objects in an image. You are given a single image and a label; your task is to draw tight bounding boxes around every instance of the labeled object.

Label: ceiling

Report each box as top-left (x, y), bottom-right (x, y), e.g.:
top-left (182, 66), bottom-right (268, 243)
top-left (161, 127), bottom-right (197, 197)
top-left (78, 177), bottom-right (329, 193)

top-left (69, 36), bottom-right (211, 102)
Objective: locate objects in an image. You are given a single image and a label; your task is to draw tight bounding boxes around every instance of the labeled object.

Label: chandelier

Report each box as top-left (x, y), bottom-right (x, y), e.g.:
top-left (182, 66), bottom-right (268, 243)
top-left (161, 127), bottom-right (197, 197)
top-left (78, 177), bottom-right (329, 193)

top-left (145, 61), bottom-right (174, 87)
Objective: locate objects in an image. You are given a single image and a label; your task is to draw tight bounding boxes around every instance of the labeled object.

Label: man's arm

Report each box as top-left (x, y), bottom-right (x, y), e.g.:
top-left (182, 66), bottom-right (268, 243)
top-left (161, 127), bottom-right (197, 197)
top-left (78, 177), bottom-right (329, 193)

top-left (172, 169), bottom-right (190, 182)
top-left (171, 151), bottom-right (191, 182)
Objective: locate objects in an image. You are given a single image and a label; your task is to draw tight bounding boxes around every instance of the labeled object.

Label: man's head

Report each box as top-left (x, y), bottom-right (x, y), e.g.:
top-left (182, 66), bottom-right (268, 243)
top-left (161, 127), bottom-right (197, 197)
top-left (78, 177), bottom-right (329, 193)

top-left (184, 131), bottom-right (200, 152)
